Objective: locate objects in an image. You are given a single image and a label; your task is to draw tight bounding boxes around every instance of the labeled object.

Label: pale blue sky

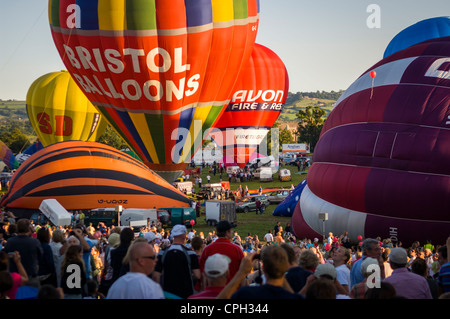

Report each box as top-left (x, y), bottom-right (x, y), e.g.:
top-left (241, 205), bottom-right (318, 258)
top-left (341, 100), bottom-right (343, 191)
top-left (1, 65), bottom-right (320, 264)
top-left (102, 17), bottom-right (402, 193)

top-left (0, 0), bottom-right (448, 100)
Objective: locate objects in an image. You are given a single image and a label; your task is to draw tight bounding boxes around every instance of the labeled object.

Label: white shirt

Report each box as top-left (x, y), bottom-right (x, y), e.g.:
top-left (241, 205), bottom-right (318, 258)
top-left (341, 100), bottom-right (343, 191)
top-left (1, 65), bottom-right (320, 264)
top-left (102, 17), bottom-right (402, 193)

top-left (106, 272), bottom-right (165, 299)
top-left (335, 264), bottom-right (351, 287)
top-left (264, 233), bottom-right (274, 243)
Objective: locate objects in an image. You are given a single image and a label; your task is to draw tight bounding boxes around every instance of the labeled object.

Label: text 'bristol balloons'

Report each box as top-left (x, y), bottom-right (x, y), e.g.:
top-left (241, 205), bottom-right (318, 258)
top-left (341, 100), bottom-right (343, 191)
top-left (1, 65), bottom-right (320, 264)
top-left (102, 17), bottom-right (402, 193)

top-left (383, 16), bottom-right (450, 58)
top-left (209, 43), bottom-right (289, 168)
top-left (26, 71), bottom-right (107, 147)
top-left (48, 0), bottom-right (260, 181)
top-left (292, 37), bottom-right (450, 246)
top-left (0, 141), bottom-right (190, 213)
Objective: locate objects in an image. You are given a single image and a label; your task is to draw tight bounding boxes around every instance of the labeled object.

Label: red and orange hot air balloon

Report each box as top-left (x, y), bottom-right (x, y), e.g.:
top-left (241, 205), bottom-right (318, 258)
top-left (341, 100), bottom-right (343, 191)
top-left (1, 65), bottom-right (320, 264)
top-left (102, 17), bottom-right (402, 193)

top-left (48, 0), bottom-right (260, 181)
top-left (209, 43), bottom-right (289, 168)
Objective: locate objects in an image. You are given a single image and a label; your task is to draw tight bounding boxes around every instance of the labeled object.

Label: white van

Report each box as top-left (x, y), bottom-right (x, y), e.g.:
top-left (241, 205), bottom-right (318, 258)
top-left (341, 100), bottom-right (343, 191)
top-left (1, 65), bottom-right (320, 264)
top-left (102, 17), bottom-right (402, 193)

top-left (254, 167), bottom-right (273, 182)
top-left (120, 208), bottom-right (158, 228)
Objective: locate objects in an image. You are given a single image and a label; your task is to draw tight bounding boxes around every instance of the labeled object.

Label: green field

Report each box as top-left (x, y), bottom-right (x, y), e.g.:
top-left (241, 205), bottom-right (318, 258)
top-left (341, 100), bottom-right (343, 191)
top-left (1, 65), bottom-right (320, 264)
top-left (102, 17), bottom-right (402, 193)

top-left (184, 164), bottom-right (308, 241)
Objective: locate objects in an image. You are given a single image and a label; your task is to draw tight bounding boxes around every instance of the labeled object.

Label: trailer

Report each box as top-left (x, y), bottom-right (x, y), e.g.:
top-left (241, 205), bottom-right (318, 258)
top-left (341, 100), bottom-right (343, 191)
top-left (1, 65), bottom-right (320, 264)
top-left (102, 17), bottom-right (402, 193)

top-left (39, 199), bottom-right (72, 227)
top-left (205, 200), bottom-right (236, 226)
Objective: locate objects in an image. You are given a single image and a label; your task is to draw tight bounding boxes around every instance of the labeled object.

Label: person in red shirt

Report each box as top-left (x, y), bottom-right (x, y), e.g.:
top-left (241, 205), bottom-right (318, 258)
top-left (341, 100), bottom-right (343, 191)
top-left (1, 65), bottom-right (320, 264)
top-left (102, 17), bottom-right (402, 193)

top-left (199, 221), bottom-right (244, 286)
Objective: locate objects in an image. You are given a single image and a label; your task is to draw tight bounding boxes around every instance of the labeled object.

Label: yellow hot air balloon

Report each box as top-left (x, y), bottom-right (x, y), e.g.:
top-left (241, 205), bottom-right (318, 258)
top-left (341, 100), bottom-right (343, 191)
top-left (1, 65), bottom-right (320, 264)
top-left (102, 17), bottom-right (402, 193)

top-left (26, 71), bottom-right (107, 147)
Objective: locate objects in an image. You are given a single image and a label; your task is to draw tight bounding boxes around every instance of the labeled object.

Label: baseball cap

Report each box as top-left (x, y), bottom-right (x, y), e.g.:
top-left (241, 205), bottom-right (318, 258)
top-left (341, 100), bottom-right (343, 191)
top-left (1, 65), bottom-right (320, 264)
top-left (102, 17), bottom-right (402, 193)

top-left (389, 247), bottom-right (408, 265)
top-left (144, 232), bottom-right (156, 242)
top-left (361, 257), bottom-right (379, 275)
top-left (171, 224), bottom-right (187, 237)
top-left (314, 263), bottom-right (337, 280)
top-left (204, 254), bottom-right (231, 278)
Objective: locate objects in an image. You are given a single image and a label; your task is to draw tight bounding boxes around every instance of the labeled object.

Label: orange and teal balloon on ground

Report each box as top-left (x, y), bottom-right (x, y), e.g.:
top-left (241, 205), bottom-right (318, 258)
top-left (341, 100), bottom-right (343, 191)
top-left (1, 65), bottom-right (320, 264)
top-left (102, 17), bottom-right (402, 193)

top-left (48, 0), bottom-right (260, 181)
top-left (26, 71), bottom-right (107, 147)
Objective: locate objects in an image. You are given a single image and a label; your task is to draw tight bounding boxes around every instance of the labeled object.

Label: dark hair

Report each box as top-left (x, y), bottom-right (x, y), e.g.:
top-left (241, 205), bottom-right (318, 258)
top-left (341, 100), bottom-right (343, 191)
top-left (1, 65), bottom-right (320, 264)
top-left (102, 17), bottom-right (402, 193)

top-left (411, 258), bottom-right (427, 277)
top-left (438, 246), bottom-right (447, 260)
top-left (120, 227), bottom-right (135, 245)
top-left (0, 271), bottom-right (13, 295)
top-left (37, 284), bottom-right (61, 299)
top-left (305, 278), bottom-right (336, 299)
top-left (16, 219), bottom-right (31, 234)
top-left (37, 227), bottom-right (51, 244)
top-left (280, 243), bottom-right (297, 265)
top-left (364, 282), bottom-right (397, 299)
top-left (191, 236), bottom-right (204, 251)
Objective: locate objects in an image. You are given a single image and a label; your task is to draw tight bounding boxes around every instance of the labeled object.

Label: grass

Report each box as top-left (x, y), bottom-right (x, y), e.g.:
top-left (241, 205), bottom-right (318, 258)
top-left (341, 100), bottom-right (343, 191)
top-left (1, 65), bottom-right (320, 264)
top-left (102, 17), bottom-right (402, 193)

top-left (184, 164), bottom-right (308, 241)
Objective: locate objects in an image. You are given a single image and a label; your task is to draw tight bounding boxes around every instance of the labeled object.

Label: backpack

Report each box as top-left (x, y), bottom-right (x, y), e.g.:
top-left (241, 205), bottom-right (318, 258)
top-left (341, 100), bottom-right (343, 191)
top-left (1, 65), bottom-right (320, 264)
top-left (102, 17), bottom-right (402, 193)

top-left (160, 245), bottom-right (194, 294)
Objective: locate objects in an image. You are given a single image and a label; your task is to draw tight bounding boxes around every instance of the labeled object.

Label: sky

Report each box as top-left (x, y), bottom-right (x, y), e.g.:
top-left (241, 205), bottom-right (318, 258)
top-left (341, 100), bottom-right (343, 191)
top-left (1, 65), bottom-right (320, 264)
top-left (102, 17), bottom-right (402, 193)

top-left (0, 0), bottom-right (448, 100)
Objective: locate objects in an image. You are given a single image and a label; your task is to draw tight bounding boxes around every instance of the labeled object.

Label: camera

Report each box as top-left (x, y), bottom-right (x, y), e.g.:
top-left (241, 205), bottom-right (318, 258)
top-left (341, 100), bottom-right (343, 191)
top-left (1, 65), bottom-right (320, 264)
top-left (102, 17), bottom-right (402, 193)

top-left (8, 252), bottom-right (15, 258)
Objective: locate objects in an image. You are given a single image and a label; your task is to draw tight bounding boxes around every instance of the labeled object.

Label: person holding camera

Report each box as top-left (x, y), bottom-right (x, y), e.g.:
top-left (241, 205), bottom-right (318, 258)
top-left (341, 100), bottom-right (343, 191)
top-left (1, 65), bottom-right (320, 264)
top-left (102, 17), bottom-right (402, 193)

top-left (217, 245), bottom-right (304, 299)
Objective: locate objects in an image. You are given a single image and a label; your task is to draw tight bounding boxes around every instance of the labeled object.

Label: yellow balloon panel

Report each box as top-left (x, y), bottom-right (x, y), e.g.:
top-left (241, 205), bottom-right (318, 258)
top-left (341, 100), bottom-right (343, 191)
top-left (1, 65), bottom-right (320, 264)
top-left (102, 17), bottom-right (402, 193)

top-left (26, 71), bottom-right (107, 147)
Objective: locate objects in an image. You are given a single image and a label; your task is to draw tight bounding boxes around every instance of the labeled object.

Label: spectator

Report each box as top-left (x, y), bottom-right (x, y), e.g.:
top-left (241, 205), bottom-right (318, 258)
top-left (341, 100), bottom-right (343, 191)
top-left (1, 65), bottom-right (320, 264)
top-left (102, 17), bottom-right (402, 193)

top-left (382, 247), bottom-right (393, 278)
top-left (364, 281), bottom-right (397, 299)
top-left (383, 247), bottom-right (432, 299)
top-left (153, 225), bottom-right (201, 299)
top-left (36, 227), bottom-right (57, 287)
top-left (304, 277), bottom-right (336, 299)
top-left (199, 221), bottom-right (244, 284)
top-left (349, 257), bottom-right (380, 299)
top-left (60, 245), bottom-right (86, 299)
top-left (298, 249), bottom-right (319, 273)
top-left (411, 258), bottom-right (439, 299)
top-left (264, 230), bottom-right (273, 244)
top-left (332, 246), bottom-right (351, 294)
top-left (218, 245), bottom-right (304, 299)
top-left (350, 238), bottom-right (384, 288)
top-left (110, 227), bottom-right (135, 284)
top-left (107, 242), bottom-right (164, 299)
top-left (98, 232), bottom-right (120, 295)
top-left (0, 250), bottom-right (28, 299)
top-left (437, 237), bottom-right (450, 296)
top-left (282, 243), bottom-right (313, 293)
top-left (299, 263), bottom-right (350, 299)
top-left (36, 284), bottom-right (63, 299)
top-left (49, 229), bottom-right (65, 287)
top-left (0, 270), bottom-right (13, 299)
top-left (188, 254), bottom-right (230, 299)
top-left (4, 219), bottom-right (42, 288)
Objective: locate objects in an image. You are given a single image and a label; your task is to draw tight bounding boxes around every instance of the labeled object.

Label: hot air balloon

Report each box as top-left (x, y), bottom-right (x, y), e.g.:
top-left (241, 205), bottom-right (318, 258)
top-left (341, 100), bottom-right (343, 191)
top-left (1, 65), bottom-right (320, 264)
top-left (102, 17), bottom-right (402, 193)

top-left (272, 179), bottom-right (307, 217)
top-left (0, 141), bottom-right (19, 170)
top-left (209, 43), bottom-right (289, 168)
top-left (26, 71), bottom-right (107, 147)
top-left (383, 16), bottom-right (450, 58)
top-left (0, 141), bottom-right (191, 215)
top-left (48, 0), bottom-right (260, 181)
top-left (292, 36), bottom-right (450, 247)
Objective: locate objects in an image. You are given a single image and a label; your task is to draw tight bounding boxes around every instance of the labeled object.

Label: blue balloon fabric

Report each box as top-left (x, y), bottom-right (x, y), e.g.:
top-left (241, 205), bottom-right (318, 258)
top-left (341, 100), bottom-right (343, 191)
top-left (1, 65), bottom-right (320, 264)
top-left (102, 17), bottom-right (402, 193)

top-left (272, 179), bottom-right (307, 217)
top-left (384, 16), bottom-right (450, 58)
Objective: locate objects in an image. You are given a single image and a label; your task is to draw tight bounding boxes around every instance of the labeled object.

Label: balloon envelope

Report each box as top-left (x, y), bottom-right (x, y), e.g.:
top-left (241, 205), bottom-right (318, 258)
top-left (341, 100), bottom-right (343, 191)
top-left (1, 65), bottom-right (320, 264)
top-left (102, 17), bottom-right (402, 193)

top-left (0, 141), bottom-right (191, 215)
top-left (26, 71), bottom-right (107, 147)
top-left (383, 16), bottom-right (450, 58)
top-left (292, 37), bottom-right (450, 246)
top-left (0, 141), bottom-right (19, 170)
top-left (49, 0), bottom-right (260, 181)
top-left (210, 43), bottom-right (289, 168)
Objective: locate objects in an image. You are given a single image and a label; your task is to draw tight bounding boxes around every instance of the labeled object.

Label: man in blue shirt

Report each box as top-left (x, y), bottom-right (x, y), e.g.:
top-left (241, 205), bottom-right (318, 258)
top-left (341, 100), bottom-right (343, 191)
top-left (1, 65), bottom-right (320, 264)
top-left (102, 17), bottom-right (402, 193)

top-left (350, 238), bottom-right (384, 288)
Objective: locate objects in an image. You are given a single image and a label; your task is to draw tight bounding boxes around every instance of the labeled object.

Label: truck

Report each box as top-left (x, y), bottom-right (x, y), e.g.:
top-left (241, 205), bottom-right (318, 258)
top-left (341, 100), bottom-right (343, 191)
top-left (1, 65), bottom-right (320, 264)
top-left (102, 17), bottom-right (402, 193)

top-left (173, 181), bottom-right (193, 194)
top-left (39, 199), bottom-right (72, 227)
top-left (120, 208), bottom-right (158, 228)
top-left (205, 200), bottom-right (236, 226)
top-left (159, 207), bottom-right (196, 227)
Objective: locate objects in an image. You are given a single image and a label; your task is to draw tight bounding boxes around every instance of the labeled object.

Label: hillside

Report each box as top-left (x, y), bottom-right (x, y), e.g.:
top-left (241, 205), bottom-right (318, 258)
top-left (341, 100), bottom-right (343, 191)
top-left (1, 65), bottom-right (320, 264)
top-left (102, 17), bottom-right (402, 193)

top-left (0, 90), bottom-right (344, 132)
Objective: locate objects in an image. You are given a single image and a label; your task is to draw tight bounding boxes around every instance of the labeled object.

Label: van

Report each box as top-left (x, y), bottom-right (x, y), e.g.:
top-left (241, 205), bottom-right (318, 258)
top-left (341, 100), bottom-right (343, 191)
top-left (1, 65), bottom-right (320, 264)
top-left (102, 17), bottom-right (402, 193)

top-left (278, 168), bottom-right (292, 181)
top-left (254, 167), bottom-right (273, 182)
top-left (120, 208), bottom-right (158, 228)
top-left (205, 200), bottom-right (236, 226)
top-left (159, 207), bottom-right (196, 227)
top-left (226, 166), bottom-right (240, 175)
top-left (39, 199), bottom-right (72, 227)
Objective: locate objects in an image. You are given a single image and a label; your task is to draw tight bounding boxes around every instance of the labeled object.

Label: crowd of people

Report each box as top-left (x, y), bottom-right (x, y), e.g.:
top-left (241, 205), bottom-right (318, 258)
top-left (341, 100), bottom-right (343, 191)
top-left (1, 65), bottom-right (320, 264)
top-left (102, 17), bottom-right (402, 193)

top-left (0, 212), bottom-right (449, 300)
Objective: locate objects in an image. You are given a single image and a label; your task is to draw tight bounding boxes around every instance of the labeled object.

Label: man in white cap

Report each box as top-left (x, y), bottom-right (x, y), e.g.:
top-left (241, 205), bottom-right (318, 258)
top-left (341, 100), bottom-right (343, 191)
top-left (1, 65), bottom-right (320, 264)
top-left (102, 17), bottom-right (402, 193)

top-left (188, 254), bottom-right (231, 299)
top-left (384, 247), bottom-right (432, 299)
top-left (153, 224), bottom-right (201, 298)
